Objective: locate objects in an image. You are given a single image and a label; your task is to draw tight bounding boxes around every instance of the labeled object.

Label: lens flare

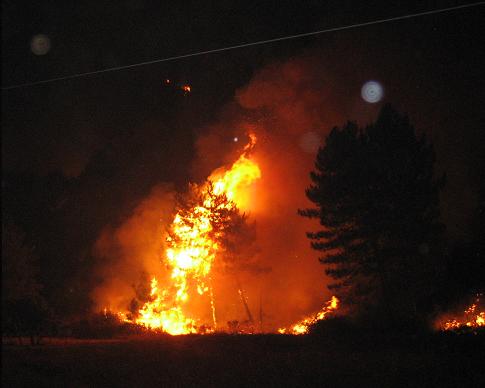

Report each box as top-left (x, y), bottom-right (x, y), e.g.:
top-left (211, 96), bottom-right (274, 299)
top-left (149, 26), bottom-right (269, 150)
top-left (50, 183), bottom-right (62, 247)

top-left (31, 34), bottom-right (51, 56)
top-left (361, 80), bottom-right (384, 103)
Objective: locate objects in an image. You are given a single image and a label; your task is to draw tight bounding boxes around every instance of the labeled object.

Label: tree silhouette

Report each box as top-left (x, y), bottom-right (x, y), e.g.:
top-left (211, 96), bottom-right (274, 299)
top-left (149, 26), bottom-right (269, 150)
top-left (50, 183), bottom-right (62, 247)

top-left (444, 180), bottom-right (485, 306)
top-left (128, 270), bottom-right (152, 318)
top-left (300, 104), bottom-right (445, 328)
top-left (2, 223), bottom-right (48, 343)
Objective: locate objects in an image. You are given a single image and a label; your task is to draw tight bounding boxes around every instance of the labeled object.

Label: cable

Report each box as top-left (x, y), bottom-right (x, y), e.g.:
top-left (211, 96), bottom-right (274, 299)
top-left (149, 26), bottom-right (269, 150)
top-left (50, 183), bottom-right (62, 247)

top-left (2, 2), bottom-right (483, 91)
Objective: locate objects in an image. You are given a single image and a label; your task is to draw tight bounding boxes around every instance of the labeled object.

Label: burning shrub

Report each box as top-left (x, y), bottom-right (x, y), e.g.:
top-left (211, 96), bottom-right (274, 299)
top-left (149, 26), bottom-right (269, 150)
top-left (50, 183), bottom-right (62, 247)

top-left (436, 293), bottom-right (484, 333)
top-left (278, 296), bottom-right (339, 335)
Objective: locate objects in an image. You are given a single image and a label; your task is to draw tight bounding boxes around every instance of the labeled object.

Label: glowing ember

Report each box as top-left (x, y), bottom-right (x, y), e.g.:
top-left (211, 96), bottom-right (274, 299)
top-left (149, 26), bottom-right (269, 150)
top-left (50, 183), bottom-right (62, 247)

top-left (278, 295), bottom-right (339, 335)
top-left (441, 294), bottom-right (485, 331)
top-left (133, 135), bottom-right (260, 334)
top-left (181, 85), bottom-right (191, 93)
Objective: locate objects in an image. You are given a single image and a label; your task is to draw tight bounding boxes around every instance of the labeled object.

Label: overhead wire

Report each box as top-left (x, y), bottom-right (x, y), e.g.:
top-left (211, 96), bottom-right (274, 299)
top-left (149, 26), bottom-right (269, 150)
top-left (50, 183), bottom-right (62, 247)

top-left (2, 2), bottom-right (483, 90)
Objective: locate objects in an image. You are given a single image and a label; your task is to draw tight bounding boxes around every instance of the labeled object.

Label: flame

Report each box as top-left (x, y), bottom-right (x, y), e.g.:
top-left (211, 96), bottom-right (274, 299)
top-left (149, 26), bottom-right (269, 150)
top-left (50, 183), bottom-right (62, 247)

top-left (134, 134), bottom-right (261, 334)
top-left (441, 294), bottom-right (485, 331)
top-left (182, 85), bottom-right (191, 93)
top-left (278, 295), bottom-right (339, 335)
top-left (209, 133), bottom-right (258, 206)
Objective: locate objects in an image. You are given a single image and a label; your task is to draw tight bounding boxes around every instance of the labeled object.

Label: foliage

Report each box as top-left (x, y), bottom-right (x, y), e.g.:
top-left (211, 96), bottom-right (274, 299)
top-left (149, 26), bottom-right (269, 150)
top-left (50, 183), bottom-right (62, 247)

top-left (69, 311), bottom-right (148, 338)
top-left (2, 223), bottom-right (49, 340)
top-left (441, 191), bottom-right (485, 308)
top-left (300, 104), bottom-right (446, 327)
top-left (128, 270), bottom-right (152, 317)
top-left (174, 181), bottom-right (262, 274)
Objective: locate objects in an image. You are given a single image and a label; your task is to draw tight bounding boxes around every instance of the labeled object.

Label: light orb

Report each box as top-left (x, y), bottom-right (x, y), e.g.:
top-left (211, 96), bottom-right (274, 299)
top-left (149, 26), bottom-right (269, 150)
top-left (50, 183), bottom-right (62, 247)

top-left (361, 80), bottom-right (384, 103)
top-left (31, 34), bottom-right (51, 55)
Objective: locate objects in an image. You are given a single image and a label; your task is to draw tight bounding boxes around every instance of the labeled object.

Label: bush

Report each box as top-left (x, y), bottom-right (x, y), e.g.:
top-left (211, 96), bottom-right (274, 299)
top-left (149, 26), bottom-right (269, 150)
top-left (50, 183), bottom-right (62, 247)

top-left (69, 312), bottom-right (146, 338)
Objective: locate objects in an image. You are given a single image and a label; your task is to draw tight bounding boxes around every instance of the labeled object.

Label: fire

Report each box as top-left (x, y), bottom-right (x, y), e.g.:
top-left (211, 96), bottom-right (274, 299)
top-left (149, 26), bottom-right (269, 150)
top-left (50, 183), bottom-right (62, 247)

top-left (181, 85), bottom-right (191, 93)
top-left (441, 294), bottom-right (485, 331)
top-left (278, 295), bottom-right (339, 335)
top-left (134, 134), bottom-right (261, 334)
top-left (209, 133), bottom-right (259, 205)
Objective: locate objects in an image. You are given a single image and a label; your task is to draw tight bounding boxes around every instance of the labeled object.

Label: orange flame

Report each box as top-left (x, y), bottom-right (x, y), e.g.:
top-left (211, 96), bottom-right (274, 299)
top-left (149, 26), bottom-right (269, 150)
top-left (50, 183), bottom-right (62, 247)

top-left (440, 294), bottom-right (485, 331)
top-left (278, 295), bottom-right (339, 335)
top-left (134, 135), bottom-right (261, 334)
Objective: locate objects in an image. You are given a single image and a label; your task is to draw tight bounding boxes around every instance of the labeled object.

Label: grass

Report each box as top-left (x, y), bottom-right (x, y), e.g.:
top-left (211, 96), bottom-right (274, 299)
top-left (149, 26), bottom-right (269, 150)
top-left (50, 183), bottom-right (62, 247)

top-left (2, 332), bottom-right (484, 387)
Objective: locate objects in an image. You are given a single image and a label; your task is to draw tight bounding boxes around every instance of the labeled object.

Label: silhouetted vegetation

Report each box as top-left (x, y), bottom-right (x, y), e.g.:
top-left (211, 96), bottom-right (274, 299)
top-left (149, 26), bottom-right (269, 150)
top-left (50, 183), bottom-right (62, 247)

top-left (68, 312), bottom-right (147, 339)
top-left (300, 105), bottom-right (446, 329)
top-left (2, 223), bottom-right (50, 344)
top-left (441, 189), bottom-right (485, 307)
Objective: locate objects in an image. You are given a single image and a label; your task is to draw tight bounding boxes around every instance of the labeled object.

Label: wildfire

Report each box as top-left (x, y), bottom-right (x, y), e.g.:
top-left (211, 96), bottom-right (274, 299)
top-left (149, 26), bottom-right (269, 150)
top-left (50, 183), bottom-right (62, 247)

top-left (134, 134), bottom-right (261, 334)
top-left (278, 295), bottom-right (339, 335)
top-left (441, 294), bottom-right (485, 331)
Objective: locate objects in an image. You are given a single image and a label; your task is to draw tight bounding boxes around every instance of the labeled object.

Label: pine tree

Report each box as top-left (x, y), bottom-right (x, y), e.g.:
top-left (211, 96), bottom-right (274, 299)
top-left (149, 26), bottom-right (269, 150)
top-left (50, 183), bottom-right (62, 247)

top-left (300, 105), bottom-right (445, 327)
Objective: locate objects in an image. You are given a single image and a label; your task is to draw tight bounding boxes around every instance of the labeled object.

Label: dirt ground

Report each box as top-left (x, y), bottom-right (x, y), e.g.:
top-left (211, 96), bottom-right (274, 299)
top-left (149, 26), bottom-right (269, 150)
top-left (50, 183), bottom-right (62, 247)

top-left (2, 333), bottom-right (484, 387)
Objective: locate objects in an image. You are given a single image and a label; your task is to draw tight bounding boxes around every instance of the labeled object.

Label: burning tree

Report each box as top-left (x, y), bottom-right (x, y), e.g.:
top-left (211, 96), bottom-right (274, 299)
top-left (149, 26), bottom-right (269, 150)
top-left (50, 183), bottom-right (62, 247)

top-left (300, 105), bottom-right (446, 329)
top-left (130, 134), bottom-right (261, 334)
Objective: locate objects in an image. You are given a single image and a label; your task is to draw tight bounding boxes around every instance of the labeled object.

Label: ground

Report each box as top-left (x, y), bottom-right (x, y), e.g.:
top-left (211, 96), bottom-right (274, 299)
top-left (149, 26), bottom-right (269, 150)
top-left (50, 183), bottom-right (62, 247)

top-left (2, 333), bottom-right (484, 387)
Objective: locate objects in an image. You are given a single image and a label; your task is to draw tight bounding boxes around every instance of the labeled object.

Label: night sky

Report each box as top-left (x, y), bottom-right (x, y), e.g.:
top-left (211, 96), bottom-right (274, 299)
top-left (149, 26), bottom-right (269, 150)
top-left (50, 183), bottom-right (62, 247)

top-left (2, 1), bottom-right (484, 318)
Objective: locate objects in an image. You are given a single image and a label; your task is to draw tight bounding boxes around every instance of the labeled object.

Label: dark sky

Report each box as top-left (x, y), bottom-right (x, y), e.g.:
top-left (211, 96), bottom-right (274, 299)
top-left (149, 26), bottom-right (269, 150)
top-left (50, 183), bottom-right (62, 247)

top-left (2, 0), bottom-right (484, 314)
top-left (2, 1), bottom-right (484, 178)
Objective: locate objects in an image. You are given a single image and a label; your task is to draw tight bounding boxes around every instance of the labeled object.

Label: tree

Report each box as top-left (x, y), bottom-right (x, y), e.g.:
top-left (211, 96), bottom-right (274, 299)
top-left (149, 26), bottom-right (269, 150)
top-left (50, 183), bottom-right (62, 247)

top-left (300, 104), bottom-right (445, 328)
top-left (128, 270), bottom-right (152, 319)
top-left (444, 180), bottom-right (485, 305)
top-left (2, 223), bottom-right (49, 343)
top-left (172, 181), bottom-right (262, 274)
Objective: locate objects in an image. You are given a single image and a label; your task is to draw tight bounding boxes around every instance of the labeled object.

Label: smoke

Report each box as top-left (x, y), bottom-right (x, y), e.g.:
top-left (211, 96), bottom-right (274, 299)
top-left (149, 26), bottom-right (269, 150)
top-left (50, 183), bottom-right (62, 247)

top-left (91, 184), bottom-right (175, 312)
top-left (91, 55), bottom-right (379, 330)
top-left (191, 56), bottom-right (351, 329)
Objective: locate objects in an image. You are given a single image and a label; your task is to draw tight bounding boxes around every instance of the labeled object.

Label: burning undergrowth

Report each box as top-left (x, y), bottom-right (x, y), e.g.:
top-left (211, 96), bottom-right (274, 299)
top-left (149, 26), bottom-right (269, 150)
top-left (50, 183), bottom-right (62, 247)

top-left (436, 293), bottom-right (485, 333)
top-left (278, 296), bottom-right (339, 335)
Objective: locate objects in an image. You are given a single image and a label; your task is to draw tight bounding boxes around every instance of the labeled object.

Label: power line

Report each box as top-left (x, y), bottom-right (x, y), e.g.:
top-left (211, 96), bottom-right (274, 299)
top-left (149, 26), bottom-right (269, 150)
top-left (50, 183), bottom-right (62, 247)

top-left (2, 2), bottom-right (483, 91)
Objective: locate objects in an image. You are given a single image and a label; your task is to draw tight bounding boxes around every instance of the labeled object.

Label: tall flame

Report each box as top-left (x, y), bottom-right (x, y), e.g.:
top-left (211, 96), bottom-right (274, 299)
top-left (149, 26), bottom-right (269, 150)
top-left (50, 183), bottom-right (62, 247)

top-left (135, 134), bottom-right (261, 334)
